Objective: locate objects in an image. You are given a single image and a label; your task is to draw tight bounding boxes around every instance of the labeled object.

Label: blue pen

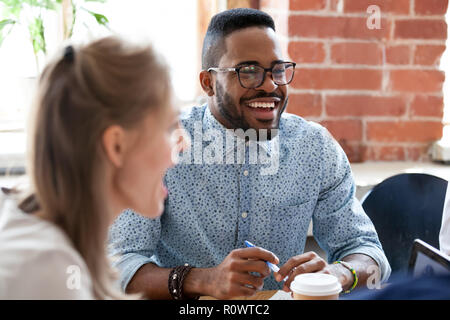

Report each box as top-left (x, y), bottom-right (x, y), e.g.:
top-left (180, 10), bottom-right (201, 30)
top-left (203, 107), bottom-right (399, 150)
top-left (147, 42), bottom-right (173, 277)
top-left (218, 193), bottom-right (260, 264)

top-left (244, 240), bottom-right (287, 281)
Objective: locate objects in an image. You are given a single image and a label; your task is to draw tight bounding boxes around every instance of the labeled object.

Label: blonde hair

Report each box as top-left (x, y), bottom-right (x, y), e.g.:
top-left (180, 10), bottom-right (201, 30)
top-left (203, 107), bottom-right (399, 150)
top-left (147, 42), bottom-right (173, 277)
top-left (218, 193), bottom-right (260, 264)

top-left (19, 36), bottom-right (170, 299)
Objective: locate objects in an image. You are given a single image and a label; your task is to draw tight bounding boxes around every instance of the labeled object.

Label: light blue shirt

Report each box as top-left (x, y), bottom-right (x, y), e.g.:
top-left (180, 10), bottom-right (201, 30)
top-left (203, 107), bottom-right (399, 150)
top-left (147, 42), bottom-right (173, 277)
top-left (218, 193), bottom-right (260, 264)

top-left (108, 105), bottom-right (391, 291)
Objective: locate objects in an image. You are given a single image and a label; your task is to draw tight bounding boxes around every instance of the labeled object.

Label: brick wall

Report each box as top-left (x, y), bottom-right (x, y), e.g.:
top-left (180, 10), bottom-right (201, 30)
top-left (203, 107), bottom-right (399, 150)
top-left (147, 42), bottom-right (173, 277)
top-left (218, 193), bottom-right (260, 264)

top-left (259, 0), bottom-right (448, 162)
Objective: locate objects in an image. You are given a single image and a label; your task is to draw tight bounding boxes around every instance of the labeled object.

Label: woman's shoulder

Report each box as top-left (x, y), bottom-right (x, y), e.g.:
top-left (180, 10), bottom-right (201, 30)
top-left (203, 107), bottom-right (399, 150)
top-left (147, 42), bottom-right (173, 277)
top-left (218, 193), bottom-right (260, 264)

top-left (0, 195), bottom-right (94, 299)
top-left (0, 194), bottom-right (73, 252)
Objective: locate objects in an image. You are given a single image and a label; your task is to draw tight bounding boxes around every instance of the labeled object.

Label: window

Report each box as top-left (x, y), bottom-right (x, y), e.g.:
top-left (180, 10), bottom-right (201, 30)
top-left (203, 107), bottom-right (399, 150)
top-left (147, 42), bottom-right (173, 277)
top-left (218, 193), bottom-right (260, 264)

top-left (0, 0), bottom-right (201, 167)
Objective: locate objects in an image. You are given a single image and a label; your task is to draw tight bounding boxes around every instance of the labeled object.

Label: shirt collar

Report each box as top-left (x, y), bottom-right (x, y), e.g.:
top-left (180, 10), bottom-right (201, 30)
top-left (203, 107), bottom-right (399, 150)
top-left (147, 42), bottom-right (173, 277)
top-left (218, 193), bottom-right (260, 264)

top-left (202, 105), bottom-right (279, 158)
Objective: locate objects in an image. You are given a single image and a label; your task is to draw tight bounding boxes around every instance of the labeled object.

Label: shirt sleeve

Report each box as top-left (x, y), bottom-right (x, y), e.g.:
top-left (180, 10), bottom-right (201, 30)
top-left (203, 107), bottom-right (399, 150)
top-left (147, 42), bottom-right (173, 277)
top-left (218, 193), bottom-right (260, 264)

top-left (108, 209), bottom-right (162, 291)
top-left (440, 184), bottom-right (450, 256)
top-left (311, 126), bottom-right (392, 283)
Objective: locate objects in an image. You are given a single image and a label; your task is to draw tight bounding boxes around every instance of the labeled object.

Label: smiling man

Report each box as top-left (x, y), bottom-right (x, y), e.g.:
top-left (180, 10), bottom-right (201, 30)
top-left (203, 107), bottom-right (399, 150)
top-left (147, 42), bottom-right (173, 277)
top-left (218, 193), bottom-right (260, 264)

top-left (204, 26), bottom-right (290, 133)
top-left (109, 8), bottom-right (391, 299)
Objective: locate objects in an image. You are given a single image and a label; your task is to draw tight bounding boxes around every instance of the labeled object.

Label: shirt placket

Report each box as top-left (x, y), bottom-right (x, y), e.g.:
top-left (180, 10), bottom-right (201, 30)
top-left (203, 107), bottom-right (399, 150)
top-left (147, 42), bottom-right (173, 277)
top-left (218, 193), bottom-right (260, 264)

top-left (236, 143), bottom-right (252, 246)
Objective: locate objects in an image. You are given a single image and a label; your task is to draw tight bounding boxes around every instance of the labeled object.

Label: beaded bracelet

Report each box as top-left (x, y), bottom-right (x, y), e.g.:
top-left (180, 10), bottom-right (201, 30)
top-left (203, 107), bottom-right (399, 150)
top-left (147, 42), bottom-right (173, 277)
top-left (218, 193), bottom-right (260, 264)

top-left (168, 263), bottom-right (199, 300)
top-left (333, 260), bottom-right (358, 293)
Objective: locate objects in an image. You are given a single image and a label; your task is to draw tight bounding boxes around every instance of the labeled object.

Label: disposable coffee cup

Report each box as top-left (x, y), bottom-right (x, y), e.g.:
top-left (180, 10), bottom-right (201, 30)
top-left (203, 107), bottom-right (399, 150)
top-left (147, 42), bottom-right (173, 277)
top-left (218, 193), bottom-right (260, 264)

top-left (290, 273), bottom-right (342, 300)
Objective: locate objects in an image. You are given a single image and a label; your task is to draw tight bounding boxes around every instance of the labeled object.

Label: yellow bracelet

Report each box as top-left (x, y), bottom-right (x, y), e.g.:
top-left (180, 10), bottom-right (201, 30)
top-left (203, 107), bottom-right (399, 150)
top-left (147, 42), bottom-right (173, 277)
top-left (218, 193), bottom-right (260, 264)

top-left (333, 260), bottom-right (358, 293)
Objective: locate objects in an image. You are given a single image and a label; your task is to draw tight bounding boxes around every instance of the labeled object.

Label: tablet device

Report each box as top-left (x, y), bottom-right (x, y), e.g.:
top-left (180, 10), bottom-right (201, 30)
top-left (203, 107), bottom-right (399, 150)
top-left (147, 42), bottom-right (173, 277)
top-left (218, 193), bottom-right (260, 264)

top-left (408, 239), bottom-right (450, 278)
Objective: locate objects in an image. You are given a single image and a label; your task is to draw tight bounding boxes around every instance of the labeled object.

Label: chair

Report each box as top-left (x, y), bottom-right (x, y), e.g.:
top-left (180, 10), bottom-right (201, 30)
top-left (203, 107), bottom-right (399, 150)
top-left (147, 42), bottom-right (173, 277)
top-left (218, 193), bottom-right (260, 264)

top-left (361, 173), bottom-right (447, 274)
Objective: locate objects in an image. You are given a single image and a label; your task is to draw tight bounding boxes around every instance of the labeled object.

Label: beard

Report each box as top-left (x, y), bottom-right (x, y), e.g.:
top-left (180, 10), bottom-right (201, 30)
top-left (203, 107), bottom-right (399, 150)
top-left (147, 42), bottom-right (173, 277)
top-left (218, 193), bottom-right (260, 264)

top-left (215, 81), bottom-right (249, 130)
top-left (214, 80), bottom-right (287, 140)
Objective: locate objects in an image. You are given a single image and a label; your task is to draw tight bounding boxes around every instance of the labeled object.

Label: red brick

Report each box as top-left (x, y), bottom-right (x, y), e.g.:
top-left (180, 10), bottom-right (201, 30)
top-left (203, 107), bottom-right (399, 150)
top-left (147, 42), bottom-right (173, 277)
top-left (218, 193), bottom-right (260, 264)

top-left (339, 142), bottom-right (367, 163)
top-left (329, 0), bottom-right (340, 11)
top-left (394, 19), bottom-right (447, 39)
top-left (286, 93), bottom-right (322, 117)
top-left (406, 145), bottom-right (432, 161)
top-left (365, 145), bottom-right (406, 161)
top-left (415, 0), bottom-right (449, 15)
top-left (288, 41), bottom-right (325, 63)
top-left (386, 45), bottom-right (411, 64)
top-left (414, 45), bottom-right (446, 65)
top-left (325, 95), bottom-right (406, 116)
top-left (291, 68), bottom-right (382, 90)
top-left (410, 95), bottom-right (444, 117)
top-left (290, 0), bottom-right (326, 10)
top-left (389, 70), bottom-right (444, 93)
top-left (331, 42), bottom-right (382, 65)
top-left (367, 121), bottom-right (443, 142)
top-left (344, 0), bottom-right (410, 14)
top-left (320, 120), bottom-right (363, 141)
top-left (288, 15), bottom-right (390, 40)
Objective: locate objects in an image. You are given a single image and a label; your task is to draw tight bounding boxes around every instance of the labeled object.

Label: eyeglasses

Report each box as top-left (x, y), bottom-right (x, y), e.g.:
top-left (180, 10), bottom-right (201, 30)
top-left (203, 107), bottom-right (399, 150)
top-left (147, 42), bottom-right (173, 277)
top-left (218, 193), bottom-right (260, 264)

top-left (207, 61), bottom-right (296, 89)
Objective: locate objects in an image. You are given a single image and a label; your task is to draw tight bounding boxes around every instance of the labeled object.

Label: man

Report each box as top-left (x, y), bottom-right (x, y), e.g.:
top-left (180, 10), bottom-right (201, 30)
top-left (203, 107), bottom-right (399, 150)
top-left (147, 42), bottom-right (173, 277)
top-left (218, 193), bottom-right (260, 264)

top-left (109, 8), bottom-right (391, 299)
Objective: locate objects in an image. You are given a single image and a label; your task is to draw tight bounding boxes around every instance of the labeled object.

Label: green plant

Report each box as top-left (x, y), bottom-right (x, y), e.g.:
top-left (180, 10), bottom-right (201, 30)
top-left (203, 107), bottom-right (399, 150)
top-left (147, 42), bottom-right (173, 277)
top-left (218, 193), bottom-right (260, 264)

top-left (0, 0), bottom-right (109, 71)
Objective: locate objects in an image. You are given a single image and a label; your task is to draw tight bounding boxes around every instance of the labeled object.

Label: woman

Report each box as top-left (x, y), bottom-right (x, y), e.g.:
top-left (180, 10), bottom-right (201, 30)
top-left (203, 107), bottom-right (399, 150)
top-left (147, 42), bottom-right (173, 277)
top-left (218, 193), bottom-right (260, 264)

top-left (0, 36), bottom-right (186, 299)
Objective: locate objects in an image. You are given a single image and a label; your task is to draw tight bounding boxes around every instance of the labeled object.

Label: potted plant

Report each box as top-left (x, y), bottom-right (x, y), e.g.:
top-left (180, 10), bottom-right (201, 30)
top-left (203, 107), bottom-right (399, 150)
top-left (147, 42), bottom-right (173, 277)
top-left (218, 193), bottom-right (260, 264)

top-left (0, 0), bottom-right (110, 72)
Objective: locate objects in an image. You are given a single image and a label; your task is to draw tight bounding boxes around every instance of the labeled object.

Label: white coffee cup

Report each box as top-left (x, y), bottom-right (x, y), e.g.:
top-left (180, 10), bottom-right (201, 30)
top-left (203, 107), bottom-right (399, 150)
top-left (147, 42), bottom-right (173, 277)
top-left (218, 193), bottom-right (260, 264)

top-left (290, 273), bottom-right (342, 300)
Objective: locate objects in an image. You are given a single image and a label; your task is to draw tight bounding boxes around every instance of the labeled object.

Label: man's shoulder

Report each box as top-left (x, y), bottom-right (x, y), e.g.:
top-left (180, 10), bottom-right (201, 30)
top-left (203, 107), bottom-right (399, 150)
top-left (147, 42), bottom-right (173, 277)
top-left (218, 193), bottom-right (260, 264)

top-left (179, 105), bottom-right (207, 127)
top-left (280, 112), bottom-right (327, 139)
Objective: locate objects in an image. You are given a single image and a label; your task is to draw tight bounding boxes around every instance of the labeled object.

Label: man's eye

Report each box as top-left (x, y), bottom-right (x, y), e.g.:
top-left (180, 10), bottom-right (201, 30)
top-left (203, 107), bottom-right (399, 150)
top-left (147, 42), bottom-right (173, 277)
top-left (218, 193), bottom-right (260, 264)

top-left (272, 67), bottom-right (285, 74)
top-left (241, 66), bottom-right (259, 74)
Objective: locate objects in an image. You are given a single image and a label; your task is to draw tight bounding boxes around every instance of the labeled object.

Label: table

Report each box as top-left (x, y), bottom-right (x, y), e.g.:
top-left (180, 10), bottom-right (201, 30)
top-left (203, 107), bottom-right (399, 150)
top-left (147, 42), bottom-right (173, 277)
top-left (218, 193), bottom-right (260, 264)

top-left (200, 290), bottom-right (278, 300)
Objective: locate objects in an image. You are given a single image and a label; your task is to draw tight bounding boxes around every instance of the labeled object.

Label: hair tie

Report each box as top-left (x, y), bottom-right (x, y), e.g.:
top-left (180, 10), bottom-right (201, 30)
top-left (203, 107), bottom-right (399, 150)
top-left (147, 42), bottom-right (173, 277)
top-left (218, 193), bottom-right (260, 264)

top-left (63, 45), bottom-right (75, 62)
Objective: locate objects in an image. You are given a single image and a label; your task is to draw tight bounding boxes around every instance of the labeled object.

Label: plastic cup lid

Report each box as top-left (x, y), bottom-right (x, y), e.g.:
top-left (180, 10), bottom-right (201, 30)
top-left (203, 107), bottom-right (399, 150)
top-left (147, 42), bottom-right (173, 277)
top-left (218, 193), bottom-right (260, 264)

top-left (290, 273), bottom-right (342, 296)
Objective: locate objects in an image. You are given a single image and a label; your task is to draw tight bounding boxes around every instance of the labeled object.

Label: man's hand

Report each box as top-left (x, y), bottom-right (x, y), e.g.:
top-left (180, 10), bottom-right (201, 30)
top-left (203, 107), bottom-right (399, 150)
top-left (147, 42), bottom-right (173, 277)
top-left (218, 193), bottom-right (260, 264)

top-left (274, 251), bottom-right (353, 292)
top-left (274, 251), bottom-right (327, 292)
top-left (274, 252), bottom-right (378, 293)
top-left (200, 247), bottom-right (279, 299)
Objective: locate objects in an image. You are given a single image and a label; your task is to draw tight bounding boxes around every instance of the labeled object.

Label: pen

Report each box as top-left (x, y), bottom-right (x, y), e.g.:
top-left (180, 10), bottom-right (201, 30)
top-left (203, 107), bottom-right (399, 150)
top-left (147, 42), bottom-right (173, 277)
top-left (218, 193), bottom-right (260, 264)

top-left (244, 240), bottom-right (288, 281)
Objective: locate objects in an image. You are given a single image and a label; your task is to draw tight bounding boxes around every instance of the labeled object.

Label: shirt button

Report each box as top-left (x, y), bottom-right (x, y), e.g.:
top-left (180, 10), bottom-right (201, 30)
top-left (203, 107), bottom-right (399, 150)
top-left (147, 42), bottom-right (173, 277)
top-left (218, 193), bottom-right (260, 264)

top-left (243, 170), bottom-right (249, 176)
top-left (242, 212), bottom-right (248, 218)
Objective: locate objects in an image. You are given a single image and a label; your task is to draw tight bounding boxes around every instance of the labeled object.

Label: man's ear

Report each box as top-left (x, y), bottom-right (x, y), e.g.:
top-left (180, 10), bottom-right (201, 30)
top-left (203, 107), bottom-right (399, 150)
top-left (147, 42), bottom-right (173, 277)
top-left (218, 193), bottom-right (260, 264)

top-left (199, 70), bottom-right (215, 96)
top-left (102, 125), bottom-right (127, 168)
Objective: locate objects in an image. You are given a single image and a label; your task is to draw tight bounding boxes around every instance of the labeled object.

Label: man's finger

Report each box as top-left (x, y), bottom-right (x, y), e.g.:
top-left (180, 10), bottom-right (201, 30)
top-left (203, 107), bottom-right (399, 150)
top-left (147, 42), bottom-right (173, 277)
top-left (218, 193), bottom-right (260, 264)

top-left (232, 247), bottom-right (280, 265)
top-left (230, 272), bottom-right (265, 291)
top-left (276, 252), bottom-right (319, 278)
top-left (282, 257), bottom-right (327, 289)
top-left (241, 260), bottom-right (271, 278)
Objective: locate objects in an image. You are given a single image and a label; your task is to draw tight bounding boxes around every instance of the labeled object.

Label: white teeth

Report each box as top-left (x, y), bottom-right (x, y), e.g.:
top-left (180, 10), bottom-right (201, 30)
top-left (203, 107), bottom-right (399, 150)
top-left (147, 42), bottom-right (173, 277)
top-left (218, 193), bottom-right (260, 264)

top-left (248, 102), bottom-right (275, 108)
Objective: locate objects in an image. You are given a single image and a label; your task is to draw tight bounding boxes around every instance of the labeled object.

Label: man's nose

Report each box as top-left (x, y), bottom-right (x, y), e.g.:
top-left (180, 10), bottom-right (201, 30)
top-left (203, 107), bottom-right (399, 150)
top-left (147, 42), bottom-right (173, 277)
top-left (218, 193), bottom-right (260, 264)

top-left (257, 72), bottom-right (278, 92)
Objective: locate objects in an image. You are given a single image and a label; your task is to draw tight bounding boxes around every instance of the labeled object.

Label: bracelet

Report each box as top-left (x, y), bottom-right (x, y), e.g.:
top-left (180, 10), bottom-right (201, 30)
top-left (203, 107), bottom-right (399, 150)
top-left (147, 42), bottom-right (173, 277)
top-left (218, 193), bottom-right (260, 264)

top-left (333, 260), bottom-right (358, 293)
top-left (168, 263), bottom-right (199, 300)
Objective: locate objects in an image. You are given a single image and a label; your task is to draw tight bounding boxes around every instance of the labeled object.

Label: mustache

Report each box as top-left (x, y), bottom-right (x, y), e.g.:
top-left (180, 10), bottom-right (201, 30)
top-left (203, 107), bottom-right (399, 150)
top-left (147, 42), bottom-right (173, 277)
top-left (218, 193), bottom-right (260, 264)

top-left (240, 92), bottom-right (284, 103)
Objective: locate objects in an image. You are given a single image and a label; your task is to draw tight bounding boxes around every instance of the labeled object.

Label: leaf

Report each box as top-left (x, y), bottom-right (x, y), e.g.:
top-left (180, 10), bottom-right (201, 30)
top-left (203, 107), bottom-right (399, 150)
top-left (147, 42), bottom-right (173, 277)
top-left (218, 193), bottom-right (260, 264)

top-left (0, 18), bottom-right (16, 47)
top-left (17, 0), bottom-right (59, 11)
top-left (84, 8), bottom-right (109, 28)
top-left (28, 16), bottom-right (46, 54)
top-left (0, 18), bottom-right (15, 29)
top-left (0, 0), bottom-right (23, 18)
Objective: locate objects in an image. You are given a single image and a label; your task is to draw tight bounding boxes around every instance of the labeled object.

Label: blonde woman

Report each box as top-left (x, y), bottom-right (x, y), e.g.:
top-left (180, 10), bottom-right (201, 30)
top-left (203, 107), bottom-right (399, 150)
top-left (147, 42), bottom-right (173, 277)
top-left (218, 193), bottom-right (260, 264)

top-left (0, 36), bottom-right (186, 299)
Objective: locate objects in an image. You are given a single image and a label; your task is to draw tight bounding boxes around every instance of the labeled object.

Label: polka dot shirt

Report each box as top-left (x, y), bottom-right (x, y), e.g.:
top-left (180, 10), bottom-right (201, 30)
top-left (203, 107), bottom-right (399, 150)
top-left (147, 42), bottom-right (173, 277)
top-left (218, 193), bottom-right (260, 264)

top-left (108, 105), bottom-right (391, 291)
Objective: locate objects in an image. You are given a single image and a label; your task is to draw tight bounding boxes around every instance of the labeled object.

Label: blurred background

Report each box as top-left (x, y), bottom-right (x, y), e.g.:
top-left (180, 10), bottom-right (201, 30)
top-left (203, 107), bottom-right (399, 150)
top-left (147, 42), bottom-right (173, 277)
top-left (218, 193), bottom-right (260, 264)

top-left (0, 0), bottom-right (449, 201)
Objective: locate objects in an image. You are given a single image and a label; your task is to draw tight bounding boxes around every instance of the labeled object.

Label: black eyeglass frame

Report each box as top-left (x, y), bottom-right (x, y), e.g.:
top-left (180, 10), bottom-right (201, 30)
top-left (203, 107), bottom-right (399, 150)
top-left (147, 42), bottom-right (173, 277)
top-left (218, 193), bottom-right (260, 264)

top-left (207, 61), bottom-right (296, 89)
